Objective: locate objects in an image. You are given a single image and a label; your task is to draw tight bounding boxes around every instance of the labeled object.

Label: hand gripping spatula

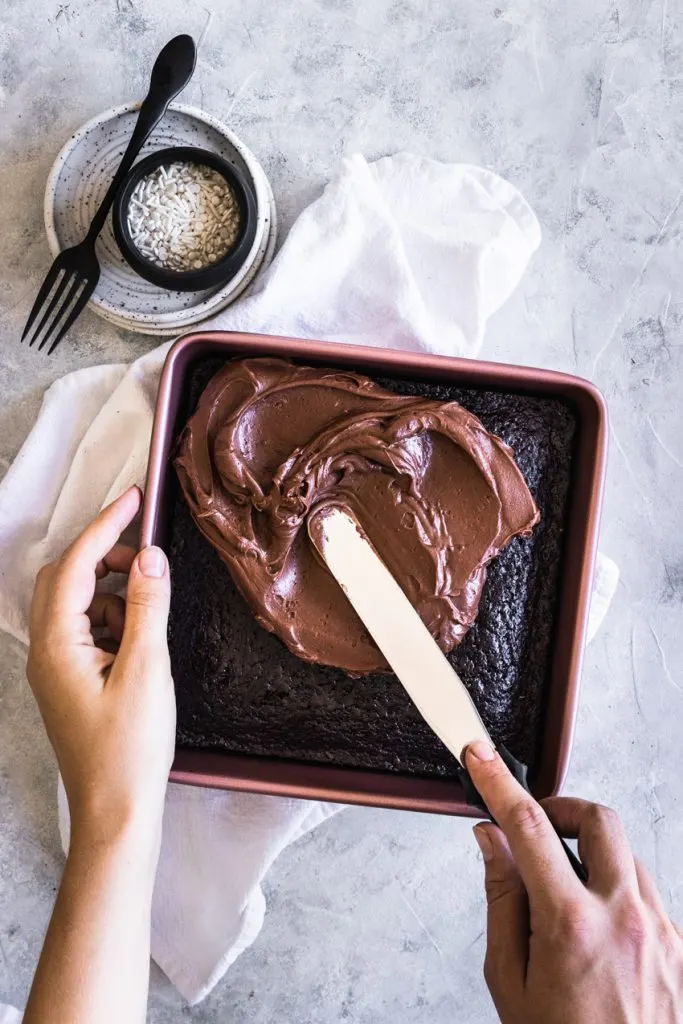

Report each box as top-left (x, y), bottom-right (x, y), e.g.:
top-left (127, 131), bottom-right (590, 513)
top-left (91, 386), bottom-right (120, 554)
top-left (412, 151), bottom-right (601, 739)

top-left (308, 505), bottom-right (587, 882)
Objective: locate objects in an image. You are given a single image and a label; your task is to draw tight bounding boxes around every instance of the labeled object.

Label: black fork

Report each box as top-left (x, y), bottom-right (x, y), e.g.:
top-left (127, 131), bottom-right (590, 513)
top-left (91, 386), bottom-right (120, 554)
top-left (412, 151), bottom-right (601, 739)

top-left (22, 33), bottom-right (197, 355)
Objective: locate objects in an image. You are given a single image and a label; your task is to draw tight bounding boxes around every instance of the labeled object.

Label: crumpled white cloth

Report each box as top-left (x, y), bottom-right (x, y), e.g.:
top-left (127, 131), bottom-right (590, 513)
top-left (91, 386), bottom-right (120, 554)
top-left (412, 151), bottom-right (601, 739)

top-left (0, 1007), bottom-right (22, 1024)
top-left (0, 152), bottom-right (617, 1011)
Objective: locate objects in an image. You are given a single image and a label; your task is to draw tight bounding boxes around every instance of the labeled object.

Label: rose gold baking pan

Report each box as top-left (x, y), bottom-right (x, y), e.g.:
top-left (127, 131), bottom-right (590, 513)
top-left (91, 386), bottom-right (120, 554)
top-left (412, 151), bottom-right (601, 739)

top-left (141, 331), bottom-right (607, 817)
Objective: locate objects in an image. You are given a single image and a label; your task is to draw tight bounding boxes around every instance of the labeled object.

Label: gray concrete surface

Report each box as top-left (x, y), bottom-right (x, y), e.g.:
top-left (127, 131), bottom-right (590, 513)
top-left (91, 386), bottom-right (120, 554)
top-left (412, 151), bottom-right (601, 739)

top-left (2, 0), bottom-right (683, 1020)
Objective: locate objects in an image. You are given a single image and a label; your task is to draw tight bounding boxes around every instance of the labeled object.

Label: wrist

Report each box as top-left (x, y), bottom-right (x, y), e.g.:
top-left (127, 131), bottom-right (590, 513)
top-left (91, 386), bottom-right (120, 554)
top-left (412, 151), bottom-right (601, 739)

top-left (68, 792), bottom-right (165, 867)
top-left (67, 817), bottom-right (163, 896)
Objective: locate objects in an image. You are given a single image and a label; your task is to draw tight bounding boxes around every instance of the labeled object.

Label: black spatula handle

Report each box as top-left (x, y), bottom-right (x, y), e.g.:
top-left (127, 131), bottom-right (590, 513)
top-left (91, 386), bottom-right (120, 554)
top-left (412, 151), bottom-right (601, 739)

top-left (459, 744), bottom-right (588, 884)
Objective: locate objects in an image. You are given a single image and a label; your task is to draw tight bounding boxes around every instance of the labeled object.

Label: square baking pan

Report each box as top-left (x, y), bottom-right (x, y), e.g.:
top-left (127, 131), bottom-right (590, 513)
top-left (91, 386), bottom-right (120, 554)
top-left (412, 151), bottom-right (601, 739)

top-left (141, 331), bottom-right (607, 817)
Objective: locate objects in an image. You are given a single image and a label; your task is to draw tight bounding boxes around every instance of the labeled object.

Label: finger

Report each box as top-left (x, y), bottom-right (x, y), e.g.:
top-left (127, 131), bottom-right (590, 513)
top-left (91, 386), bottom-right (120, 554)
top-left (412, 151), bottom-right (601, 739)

top-left (634, 860), bottom-right (683, 948)
top-left (64, 487), bottom-right (141, 568)
top-left (95, 638), bottom-right (119, 656)
top-left (542, 797), bottom-right (638, 896)
top-left (466, 742), bottom-right (583, 909)
top-left (474, 823), bottom-right (528, 1008)
top-left (52, 488), bottom-right (142, 618)
top-left (94, 543), bottom-right (137, 580)
top-left (87, 594), bottom-right (127, 644)
top-left (118, 546), bottom-right (171, 665)
top-left (29, 562), bottom-right (58, 632)
top-left (634, 858), bottom-right (671, 920)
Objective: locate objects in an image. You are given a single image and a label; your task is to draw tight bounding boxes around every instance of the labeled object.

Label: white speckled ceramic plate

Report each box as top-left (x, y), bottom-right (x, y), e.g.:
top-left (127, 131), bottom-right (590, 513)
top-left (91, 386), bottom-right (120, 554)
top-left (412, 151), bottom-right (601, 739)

top-left (44, 103), bottom-right (277, 335)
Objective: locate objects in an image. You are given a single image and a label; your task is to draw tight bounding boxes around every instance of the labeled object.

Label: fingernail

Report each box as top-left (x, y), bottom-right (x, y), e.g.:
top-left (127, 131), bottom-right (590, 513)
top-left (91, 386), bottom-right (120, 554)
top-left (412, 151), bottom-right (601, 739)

top-left (138, 546), bottom-right (166, 578)
top-left (473, 826), bottom-right (494, 862)
top-left (467, 740), bottom-right (495, 763)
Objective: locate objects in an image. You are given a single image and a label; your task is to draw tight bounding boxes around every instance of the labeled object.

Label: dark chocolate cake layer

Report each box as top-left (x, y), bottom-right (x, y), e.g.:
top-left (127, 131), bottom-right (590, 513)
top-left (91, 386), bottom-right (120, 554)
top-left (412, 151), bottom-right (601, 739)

top-left (167, 357), bottom-right (576, 778)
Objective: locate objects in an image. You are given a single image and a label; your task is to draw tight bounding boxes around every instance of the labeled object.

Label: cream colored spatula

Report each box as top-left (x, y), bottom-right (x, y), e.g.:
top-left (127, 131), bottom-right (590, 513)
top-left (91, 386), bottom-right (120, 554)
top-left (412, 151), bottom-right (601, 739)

top-left (308, 504), bottom-right (587, 882)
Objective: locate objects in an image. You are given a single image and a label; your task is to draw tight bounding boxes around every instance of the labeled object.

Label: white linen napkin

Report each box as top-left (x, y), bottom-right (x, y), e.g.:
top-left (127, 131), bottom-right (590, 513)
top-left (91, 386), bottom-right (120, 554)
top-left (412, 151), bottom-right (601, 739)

top-left (0, 1007), bottom-right (22, 1024)
top-left (0, 152), bottom-right (617, 1009)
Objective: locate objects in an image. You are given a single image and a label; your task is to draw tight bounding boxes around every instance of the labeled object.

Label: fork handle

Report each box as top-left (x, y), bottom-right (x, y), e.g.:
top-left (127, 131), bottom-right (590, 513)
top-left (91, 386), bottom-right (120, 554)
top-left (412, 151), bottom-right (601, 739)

top-left (86, 35), bottom-right (197, 242)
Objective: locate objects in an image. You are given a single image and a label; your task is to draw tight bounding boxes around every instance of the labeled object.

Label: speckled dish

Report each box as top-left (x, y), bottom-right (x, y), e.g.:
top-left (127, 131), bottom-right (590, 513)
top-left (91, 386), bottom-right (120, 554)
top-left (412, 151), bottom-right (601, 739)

top-left (44, 103), bottom-right (277, 336)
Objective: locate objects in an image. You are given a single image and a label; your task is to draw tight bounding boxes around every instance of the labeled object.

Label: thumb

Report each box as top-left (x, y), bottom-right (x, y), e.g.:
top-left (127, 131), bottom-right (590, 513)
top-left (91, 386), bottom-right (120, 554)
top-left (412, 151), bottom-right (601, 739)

top-left (121, 546), bottom-right (171, 655)
top-left (474, 824), bottom-right (528, 1007)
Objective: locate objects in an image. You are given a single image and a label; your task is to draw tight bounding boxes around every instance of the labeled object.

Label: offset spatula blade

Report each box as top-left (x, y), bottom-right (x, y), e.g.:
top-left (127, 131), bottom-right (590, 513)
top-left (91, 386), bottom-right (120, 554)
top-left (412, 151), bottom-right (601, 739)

top-left (309, 505), bottom-right (589, 884)
top-left (308, 505), bottom-right (491, 764)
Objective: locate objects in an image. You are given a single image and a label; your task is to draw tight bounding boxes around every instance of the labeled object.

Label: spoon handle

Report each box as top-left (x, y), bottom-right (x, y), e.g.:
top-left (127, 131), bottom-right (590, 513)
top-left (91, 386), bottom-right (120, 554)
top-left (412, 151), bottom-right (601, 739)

top-left (86, 34), bottom-right (196, 241)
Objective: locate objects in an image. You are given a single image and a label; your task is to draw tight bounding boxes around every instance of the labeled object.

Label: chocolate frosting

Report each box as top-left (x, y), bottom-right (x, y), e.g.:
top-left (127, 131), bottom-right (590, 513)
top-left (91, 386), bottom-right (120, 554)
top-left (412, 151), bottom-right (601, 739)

top-left (175, 358), bottom-right (540, 674)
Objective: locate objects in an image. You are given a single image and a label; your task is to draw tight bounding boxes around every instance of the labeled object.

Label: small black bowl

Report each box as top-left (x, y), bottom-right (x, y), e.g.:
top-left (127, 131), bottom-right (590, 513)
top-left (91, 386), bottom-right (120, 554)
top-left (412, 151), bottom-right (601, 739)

top-left (113, 145), bottom-right (258, 292)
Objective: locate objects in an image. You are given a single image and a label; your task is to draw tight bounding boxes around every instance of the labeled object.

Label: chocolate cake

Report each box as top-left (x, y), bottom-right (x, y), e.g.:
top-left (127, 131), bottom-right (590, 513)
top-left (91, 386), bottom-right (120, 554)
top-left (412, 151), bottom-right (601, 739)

top-left (167, 357), bottom-right (576, 778)
top-left (174, 358), bottom-right (541, 674)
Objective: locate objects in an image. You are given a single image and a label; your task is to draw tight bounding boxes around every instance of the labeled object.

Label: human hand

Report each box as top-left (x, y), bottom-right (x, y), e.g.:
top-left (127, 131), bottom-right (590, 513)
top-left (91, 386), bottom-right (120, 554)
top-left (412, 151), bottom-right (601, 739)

top-left (27, 486), bottom-right (175, 850)
top-left (467, 742), bottom-right (683, 1024)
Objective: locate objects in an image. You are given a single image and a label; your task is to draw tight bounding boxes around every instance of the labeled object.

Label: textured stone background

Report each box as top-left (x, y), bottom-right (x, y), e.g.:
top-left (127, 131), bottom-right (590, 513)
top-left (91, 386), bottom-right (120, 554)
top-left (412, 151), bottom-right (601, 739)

top-left (1, 1), bottom-right (682, 1020)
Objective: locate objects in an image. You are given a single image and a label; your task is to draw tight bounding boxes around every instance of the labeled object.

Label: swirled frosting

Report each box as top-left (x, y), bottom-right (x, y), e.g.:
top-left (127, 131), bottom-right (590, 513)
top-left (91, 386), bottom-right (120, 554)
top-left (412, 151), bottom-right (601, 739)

top-left (175, 358), bottom-right (540, 674)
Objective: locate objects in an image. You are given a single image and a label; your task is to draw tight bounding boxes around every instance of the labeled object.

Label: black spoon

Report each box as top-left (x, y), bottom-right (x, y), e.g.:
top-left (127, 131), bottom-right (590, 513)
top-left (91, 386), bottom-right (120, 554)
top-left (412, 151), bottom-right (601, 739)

top-left (22, 34), bottom-right (197, 354)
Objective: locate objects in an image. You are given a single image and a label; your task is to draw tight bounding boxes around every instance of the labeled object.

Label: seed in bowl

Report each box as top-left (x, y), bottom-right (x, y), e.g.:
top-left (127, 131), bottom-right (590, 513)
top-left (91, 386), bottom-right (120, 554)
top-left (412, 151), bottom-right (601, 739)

top-left (126, 162), bottom-right (241, 273)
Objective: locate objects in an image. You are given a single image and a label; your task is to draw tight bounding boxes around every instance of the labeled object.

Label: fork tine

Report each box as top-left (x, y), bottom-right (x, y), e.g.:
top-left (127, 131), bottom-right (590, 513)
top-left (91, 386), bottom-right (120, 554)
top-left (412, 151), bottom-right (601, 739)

top-left (26, 269), bottom-right (73, 348)
top-left (46, 280), bottom-right (95, 355)
top-left (21, 261), bottom-right (65, 343)
top-left (36, 274), bottom-right (85, 353)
